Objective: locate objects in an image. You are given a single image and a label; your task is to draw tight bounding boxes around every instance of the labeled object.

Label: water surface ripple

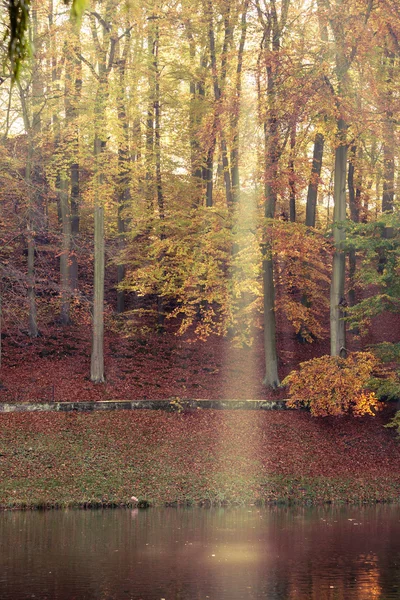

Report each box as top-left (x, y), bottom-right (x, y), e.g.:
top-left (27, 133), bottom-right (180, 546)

top-left (1, 505), bottom-right (400, 599)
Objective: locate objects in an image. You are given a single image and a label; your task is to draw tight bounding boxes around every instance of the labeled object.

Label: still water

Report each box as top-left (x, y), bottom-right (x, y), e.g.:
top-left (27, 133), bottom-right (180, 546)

top-left (1, 505), bottom-right (400, 600)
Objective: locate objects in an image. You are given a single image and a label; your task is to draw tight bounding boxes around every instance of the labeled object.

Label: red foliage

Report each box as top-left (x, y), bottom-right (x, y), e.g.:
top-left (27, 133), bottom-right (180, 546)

top-left (1, 408), bottom-right (400, 506)
top-left (0, 288), bottom-right (399, 403)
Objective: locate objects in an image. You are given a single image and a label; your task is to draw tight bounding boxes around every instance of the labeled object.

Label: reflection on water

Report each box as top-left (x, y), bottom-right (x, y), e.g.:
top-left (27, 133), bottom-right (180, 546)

top-left (1, 505), bottom-right (400, 599)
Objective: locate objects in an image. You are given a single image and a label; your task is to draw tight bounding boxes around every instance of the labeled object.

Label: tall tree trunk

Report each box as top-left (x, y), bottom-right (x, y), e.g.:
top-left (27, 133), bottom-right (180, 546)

top-left (91, 137), bottom-right (105, 382)
top-left (382, 140), bottom-right (395, 215)
top-left (209, 1), bottom-right (233, 207)
top-left (205, 0), bottom-right (228, 208)
top-left (330, 119), bottom-right (347, 357)
top-left (59, 177), bottom-right (71, 325)
top-left (219, 11), bottom-right (233, 207)
top-left (18, 88), bottom-right (38, 337)
top-left (382, 45), bottom-right (395, 217)
top-left (262, 64), bottom-right (280, 387)
top-left (347, 144), bottom-right (361, 310)
top-left (26, 142), bottom-right (39, 338)
top-left (31, 3), bottom-right (46, 233)
top-left (230, 0), bottom-right (249, 204)
top-left (187, 25), bottom-right (204, 205)
top-left (116, 32), bottom-right (131, 314)
top-left (288, 121), bottom-right (296, 222)
top-left (90, 2), bottom-right (116, 383)
top-left (153, 22), bottom-right (165, 330)
top-left (256, 0), bottom-right (287, 388)
top-left (188, 32), bottom-right (199, 183)
top-left (305, 132), bottom-right (324, 227)
top-left (51, 0), bottom-right (72, 325)
top-left (205, 150), bottom-right (214, 207)
top-left (145, 26), bottom-right (155, 212)
top-left (299, 129), bottom-right (325, 341)
top-left (305, 0), bottom-right (328, 228)
top-left (262, 242), bottom-right (279, 388)
top-left (378, 44), bottom-right (395, 274)
top-left (324, 0), bottom-right (373, 356)
top-left (381, 47), bottom-right (395, 240)
top-left (154, 25), bottom-right (164, 225)
top-left (197, 55), bottom-right (209, 193)
top-left (18, 5), bottom-right (41, 338)
top-left (68, 26), bottom-right (82, 292)
top-left (262, 49), bottom-right (281, 387)
top-left (221, 138), bottom-right (232, 206)
top-left (263, 108), bottom-right (280, 385)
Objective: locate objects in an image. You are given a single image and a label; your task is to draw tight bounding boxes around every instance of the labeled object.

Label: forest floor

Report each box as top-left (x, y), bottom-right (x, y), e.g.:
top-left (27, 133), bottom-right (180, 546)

top-left (1, 407), bottom-right (400, 509)
top-left (0, 304), bottom-right (399, 403)
top-left (0, 291), bottom-right (399, 509)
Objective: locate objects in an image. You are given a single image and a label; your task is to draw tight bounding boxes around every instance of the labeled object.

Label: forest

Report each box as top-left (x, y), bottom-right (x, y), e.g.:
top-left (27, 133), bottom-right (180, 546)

top-left (0, 0), bottom-right (399, 420)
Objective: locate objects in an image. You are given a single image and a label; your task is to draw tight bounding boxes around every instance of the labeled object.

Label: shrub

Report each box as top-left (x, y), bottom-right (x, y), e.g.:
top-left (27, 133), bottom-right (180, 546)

top-left (386, 411), bottom-right (400, 436)
top-left (283, 352), bottom-right (383, 417)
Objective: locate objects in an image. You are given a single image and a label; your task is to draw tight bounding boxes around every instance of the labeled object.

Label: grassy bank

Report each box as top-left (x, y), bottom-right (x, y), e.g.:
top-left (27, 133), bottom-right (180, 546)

top-left (1, 409), bottom-right (400, 509)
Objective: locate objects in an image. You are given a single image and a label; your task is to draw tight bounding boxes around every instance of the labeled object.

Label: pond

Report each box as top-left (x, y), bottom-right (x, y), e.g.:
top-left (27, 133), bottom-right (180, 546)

top-left (1, 505), bottom-right (400, 599)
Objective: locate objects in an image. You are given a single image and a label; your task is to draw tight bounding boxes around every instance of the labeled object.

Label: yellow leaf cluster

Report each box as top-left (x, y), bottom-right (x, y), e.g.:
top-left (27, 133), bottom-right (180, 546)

top-left (283, 352), bottom-right (383, 417)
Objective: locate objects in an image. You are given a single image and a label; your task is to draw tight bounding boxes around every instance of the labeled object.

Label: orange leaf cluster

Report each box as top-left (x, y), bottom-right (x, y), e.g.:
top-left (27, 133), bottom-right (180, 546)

top-left (283, 352), bottom-right (383, 417)
top-left (271, 222), bottom-right (332, 341)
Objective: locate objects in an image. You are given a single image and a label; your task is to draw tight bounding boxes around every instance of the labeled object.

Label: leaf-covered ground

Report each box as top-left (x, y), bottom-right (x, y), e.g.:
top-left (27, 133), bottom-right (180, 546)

top-left (1, 408), bottom-right (400, 509)
top-left (1, 305), bottom-right (398, 403)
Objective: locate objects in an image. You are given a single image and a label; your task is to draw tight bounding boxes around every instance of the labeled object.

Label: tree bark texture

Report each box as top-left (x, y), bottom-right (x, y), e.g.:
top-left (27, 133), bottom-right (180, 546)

top-left (347, 144), bottom-right (361, 310)
top-left (262, 247), bottom-right (280, 388)
top-left (305, 132), bottom-right (324, 227)
top-left (59, 177), bottom-right (71, 325)
top-left (91, 137), bottom-right (105, 383)
top-left (116, 32), bottom-right (131, 314)
top-left (90, 1), bottom-right (116, 383)
top-left (330, 119), bottom-right (347, 357)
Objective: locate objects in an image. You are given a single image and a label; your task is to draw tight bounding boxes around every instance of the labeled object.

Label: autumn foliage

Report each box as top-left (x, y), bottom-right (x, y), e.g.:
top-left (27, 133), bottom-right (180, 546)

top-left (283, 352), bottom-right (383, 417)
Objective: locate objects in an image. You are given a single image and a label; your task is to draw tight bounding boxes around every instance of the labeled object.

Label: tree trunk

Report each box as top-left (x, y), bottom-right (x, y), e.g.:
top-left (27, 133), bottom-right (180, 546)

top-left (59, 177), bottom-right (71, 325)
top-left (221, 137), bottom-right (232, 206)
top-left (305, 132), bottom-right (324, 227)
top-left (154, 22), bottom-right (165, 330)
top-left (330, 119), bottom-right (347, 357)
top-left (205, 150), bottom-right (214, 207)
top-left (230, 0), bottom-right (248, 205)
top-left (321, 0), bottom-right (373, 357)
top-left (31, 3), bottom-right (46, 233)
top-left (91, 135), bottom-right (105, 383)
top-left (89, 1), bottom-right (116, 383)
top-left (347, 144), bottom-right (361, 310)
top-left (27, 216), bottom-right (38, 335)
top-left (187, 26), bottom-right (205, 204)
top-left (50, 0), bottom-right (71, 324)
top-left (116, 33), bottom-right (131, 314)
top-left (18, 112), bottom-right (39, 338)
top-left (205, 0), bottom-right (226, 208)
top-left (262, 81), bottom-right (280, 387)
top-left (288, 121), bottom-right (296, 222)
top-left (22, 4), bottom-right (42, 338)
top-left (145, 26), bottom-right (155, 212)
top-left (382, 45), bottom-right (395, 217)
top-left (377, 44), bottom-right (395, 274)
top-left (256, 0), bottom-right (286, 389)
top-left (262, 245), bottom-right (280, 388)
top-left (69, 30), bottom-right (82, 292)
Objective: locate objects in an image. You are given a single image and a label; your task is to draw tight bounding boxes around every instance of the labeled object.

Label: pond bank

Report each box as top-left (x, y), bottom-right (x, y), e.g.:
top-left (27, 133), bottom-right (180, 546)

top-left (0, 399), bottom-right (288, 413)
top-left (1, 408), bottom-right (399, 510)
